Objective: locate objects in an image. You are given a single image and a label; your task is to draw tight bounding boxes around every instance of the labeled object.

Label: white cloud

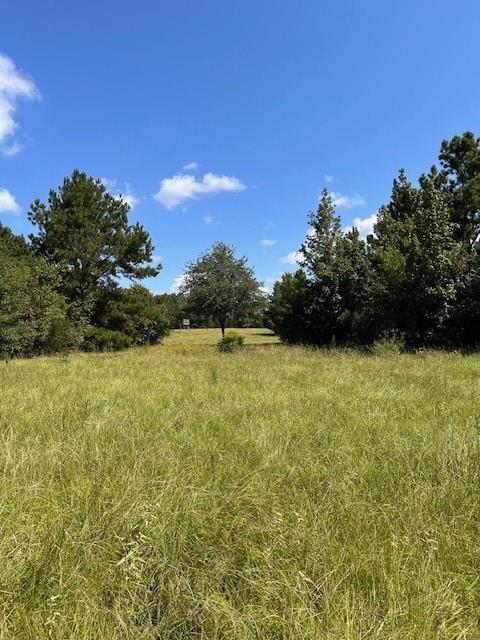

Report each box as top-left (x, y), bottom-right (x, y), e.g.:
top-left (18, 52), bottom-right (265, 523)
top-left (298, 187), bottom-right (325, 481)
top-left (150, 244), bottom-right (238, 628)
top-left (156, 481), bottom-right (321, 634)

top-left (324, 174), bottom-right (334, 183)
top-left (280, 251), bottom-right (303, 265)
top-left (331, 191), bottom-right (366, 209)
top-left (154, 172), bottom-right (246, 209)
top-left (259, 238), bottom-right (277, 247)
top-left (170, 274), bottom-right (186, 293)
top-left (120, 185), bottom-right (139, 210)
top-left (349, 213), bottom-right (377, 239)
top-left (101, 178), bottom-right (139, 210)
top-left (152, 255), bottom-right (163, 265)
top-left (260, 276), bottom-right (277, 294)
top-left (203, 215), bottom-right (214, 225)
top-left (0, 53), bottom-right (40, 155)
top-left (0, 187), bottom-right (20, 214)
top-left (183, 161), bottom-right (199, 171)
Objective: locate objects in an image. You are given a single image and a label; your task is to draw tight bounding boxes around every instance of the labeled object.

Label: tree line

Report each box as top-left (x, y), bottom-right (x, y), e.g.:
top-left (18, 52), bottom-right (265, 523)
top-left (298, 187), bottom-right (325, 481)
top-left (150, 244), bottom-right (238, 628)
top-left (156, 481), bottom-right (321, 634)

top-left (0, 171), bottom-right (264, 356)
top-left (1, 131), bottom-right (479, 356)
top-left (269, 131), bottom-right (480, 348)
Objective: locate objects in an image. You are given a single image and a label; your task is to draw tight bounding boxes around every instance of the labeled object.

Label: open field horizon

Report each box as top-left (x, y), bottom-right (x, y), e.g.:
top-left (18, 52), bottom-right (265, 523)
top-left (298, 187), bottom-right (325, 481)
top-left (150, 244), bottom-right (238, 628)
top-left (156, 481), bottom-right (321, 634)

top-left (1, 329), bottom-right (480, 639)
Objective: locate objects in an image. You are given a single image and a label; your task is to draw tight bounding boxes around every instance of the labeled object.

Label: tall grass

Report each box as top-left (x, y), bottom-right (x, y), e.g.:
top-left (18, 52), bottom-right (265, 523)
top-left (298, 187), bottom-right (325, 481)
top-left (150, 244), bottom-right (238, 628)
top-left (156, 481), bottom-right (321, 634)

top-left (0, 329), bottom-right (479, 638)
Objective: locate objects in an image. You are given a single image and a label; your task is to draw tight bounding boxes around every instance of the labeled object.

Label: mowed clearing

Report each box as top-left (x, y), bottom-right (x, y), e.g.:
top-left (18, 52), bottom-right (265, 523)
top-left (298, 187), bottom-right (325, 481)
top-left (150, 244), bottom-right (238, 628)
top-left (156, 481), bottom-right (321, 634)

top-left (1, 329), bottom-right (480, 639)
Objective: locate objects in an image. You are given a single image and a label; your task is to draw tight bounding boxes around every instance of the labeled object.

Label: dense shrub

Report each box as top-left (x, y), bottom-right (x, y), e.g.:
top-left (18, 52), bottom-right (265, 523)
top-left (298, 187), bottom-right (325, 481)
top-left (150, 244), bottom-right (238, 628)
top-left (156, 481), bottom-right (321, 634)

top-left (93, 285), bottom-right (169, 345)
top-left (268, 271), bottom-right (313, 344)
top-left (83, 326), bottom-right (133, 351)
top-left (217, 331), bottom-right (245, 352)
top-left (371, 331), bottom-right (405, 355)
top-left (0, 251), bottom-right (80, 357)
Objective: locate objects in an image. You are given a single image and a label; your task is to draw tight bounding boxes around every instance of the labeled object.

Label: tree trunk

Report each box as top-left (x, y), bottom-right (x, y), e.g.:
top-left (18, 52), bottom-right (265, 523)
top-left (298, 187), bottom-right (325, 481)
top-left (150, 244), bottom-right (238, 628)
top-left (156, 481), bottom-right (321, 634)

top-left (221, 321), bottom-right (225, 337)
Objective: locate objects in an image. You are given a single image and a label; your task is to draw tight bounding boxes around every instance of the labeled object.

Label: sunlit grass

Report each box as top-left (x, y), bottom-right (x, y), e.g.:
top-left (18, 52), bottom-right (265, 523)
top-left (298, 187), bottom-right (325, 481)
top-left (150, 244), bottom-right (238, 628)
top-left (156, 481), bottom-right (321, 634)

top-left (0, 330), bottom-right (479, 638)
top-left (161, 327), bottom-right (279, 351)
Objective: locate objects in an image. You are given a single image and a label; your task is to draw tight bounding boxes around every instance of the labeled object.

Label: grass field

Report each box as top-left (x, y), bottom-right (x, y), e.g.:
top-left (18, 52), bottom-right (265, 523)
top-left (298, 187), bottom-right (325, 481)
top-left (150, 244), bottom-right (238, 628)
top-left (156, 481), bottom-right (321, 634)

top-left (1, 329), bottom-right (480, 639)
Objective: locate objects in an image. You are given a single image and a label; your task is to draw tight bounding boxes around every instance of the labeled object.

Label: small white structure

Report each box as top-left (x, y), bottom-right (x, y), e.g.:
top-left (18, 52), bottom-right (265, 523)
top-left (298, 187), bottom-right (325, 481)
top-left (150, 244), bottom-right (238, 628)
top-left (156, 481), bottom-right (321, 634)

top-left (182, 318), bottom-right (190, 329)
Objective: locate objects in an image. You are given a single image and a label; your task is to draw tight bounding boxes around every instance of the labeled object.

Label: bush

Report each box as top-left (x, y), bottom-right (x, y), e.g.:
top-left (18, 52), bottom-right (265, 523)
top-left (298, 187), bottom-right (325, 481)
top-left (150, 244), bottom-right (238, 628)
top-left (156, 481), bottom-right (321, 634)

top-left (371, 331), bottom-right (405, 355)
top-left (94, 285), bottom-right (169, 346)
top-left (0, 253), bottom-right (79, 357)
top-left (217, 331), bottom-right (245, 353)
top-left (83, 326), bottom-right (133, 351)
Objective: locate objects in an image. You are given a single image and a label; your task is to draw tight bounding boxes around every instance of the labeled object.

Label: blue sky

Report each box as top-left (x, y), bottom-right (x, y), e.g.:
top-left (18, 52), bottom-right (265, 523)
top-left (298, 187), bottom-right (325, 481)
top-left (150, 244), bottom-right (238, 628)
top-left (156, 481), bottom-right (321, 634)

top-left (1, 0), bottom-right (479, 292)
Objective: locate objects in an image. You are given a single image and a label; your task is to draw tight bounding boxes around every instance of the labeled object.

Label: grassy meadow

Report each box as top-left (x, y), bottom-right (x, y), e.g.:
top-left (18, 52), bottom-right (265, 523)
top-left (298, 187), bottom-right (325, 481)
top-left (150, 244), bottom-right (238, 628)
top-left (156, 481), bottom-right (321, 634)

top-left (1, 328), bottom-right (480, 639)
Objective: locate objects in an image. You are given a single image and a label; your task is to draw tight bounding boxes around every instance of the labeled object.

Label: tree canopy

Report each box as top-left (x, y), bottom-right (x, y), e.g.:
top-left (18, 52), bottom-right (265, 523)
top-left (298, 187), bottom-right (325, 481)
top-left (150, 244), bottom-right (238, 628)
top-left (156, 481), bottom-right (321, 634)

top-left (2, 132), bottom-right (480, 356)
top-left (270, 131), bottom-right (480, 348)
top-left (181, 241), bottom-right (264, 335)
top-left (28, 170), bottom-right (159, 312)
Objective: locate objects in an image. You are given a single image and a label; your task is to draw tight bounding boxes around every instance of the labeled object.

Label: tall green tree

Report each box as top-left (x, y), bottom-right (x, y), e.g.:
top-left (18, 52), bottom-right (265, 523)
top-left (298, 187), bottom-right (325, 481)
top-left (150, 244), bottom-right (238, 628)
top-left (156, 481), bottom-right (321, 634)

top-left (299, 189), bottom-right (343, 343)
top-left (372, 173), bottom-right (462, 344)
top-left (298, 189), bottom-right (371, 343)
top-left (425, 132), bottom-right (480, 344)
top-left (182, 242), bottom-right (263, 336)
top-left (436, 131), bottom-right (480, 249)
top-left (28, 170), bottom-right (159, 317)
top-left (269, 191), bottom-right (372, 345)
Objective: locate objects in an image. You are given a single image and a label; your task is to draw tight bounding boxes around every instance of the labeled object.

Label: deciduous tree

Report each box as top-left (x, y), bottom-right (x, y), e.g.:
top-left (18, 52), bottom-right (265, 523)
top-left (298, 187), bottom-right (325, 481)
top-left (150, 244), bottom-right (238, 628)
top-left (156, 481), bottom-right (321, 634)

top-left (182, 242), bottom-right (263, 336)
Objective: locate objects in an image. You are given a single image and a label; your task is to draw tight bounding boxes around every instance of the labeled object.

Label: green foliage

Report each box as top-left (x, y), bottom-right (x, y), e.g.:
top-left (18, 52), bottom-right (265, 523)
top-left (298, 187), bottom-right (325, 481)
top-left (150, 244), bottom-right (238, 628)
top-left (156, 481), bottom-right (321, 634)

top-left (217, 330), bottom-right (245, 352)
top-left (0, 170), bottom-right (166, 357)
top-left (0, 228), bottom-right (80, 356)
top-left (83, 326), bottom-right (133, 351)
top-left (156, 292), bottom-right (189, 328)
top-left (271, 132), bottom-right (480, 348)
top-left (300, 190), bottom-right (372, 343)
top-left (28, 170), bottom-right (159, 316)
top-left (271, 192), bottom-right (372, 345)
top-left (0, 257), bottom-right (79, 356)
top-left (372, 174), bottom-right (462, 345)
top-left (182, 241), bottom-right (264, 335)
top-left (371, 330), bottom-right (405, 355)
top-left (2, 133), bottom-right (480, 356)
top-left (94, 285), bottom-right (169, 346)
top-left (268, 270), bottom-right (312, 343)
top-left (0, 222), bottom-right (31, 258)
top-left (436, 131), bottom-right (480, 248)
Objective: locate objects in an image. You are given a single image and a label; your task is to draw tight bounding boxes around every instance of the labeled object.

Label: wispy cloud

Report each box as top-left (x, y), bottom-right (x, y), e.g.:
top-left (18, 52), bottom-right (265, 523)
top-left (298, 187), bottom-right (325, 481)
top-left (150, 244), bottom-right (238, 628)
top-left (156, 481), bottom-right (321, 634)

top-left (101, 178), bottom-right (140, 210)
top-left (1, 139), bottom-right (25, 156)
top-left (0, 53), bottom-right (40, 155)
top-left (348, 213), bottom-right (377, 238)
top-left (280, 251), bottom-right (303, 265)
top-left (170, 274), bottom-right (186, 293)
top-left (0, 187), bottom-right (20, 214)
top-left (203, 215), bottom-right (214, 225)
top-left (324, 174), bottom-right (334, 183)
top-left (331, 191), bottom-right (365, 209)
top-left (154, 172), bottom-right (246, 209)
top-left (182, 161), bottom-right (199, 171)
top-left (259, 238), bottom-right (277, 247)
